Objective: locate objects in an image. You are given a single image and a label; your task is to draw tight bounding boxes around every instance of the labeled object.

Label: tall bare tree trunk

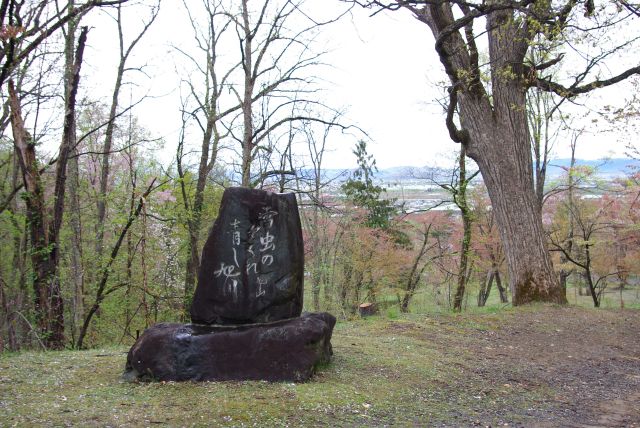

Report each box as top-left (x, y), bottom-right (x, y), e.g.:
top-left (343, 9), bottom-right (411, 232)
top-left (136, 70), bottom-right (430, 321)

top-left (453, 147), bottom-right (474, 311)
top-left (65, 0), bottom-right (85, 344)
top-left (240, 0), bottom-right (254, 187)
top-left (8, 148), bottom-right (26, 349)
top-left (401, 223), bottom-right (433, 312)
top-left (68, 152), bottom-right (84, 340)
top-left (8, 27), bottom-right (88, 349)
top-left (559, 139), bottom-right (577, 292)
top-left (182, 116), bottom-right (220, 312)
top-left (95, 67), bottom-right (122, 257)
top-left (459, 14), bottom-right (564, 305)
top-left (176, 0), bottom-right (225, 312)
top-left (95, 3), bottom-right (158, 259)
top-left (475, 9), bottom-right (560, 304)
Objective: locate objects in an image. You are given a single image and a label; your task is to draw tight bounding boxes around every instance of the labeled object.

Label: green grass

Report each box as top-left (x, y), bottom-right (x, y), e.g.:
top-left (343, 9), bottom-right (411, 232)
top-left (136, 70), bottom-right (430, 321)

top-left (565, 284), bottom-right (639, 308)
top-left (4, 285), bottom-right (638, 426)
top-left (0, 311), bottom-right (553, 427)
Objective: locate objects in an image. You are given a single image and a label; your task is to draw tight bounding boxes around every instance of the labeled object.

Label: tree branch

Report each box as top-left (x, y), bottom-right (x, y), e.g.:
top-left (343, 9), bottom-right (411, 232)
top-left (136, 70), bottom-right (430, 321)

top-left (534, 65), bottom-right (640, 97)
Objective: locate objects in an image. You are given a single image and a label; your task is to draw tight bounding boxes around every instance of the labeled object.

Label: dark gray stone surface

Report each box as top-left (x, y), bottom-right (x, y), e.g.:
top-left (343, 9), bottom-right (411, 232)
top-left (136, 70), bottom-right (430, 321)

top-left (123, 312), bottom-right (335, 382)
top-left (190, 187), bottom-right (304, 325)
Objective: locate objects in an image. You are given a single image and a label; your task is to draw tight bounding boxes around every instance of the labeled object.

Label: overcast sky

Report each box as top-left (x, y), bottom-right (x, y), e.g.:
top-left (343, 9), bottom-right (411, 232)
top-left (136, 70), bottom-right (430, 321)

top-left (81, 1), bottom-right (634, 171)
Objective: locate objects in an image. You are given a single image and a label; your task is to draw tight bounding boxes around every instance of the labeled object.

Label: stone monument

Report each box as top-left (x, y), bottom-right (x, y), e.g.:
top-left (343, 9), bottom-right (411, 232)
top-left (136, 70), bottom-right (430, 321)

top-left (191, 188), bottom-right (304, 325)
top-left (124, 187), bottom-right (335, 382)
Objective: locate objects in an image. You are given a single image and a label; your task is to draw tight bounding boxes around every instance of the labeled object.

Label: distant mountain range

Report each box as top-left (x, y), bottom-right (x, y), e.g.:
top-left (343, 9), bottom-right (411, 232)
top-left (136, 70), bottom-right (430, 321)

top-left (544, 158), bottom-right (640, 179)
top-left (319, 158), bottom-right (640, 183)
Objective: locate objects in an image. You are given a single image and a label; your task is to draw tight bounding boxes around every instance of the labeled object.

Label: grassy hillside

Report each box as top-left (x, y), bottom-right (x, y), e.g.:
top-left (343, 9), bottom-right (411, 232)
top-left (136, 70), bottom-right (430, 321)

top-left (1, 306), bottom-right (639, 427)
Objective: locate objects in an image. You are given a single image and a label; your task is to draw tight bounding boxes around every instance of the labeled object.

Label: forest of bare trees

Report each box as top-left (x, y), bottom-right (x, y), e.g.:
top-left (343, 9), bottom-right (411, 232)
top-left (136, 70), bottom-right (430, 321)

top-left (0, 0), bottom-right (639, 352)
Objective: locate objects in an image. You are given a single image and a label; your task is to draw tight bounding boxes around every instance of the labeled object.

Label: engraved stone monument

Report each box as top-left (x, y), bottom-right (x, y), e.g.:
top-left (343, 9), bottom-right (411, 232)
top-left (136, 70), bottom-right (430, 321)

top-left (191, 188), bottom-right (304, 324)
top-left (124, 187), bottom-right (335, 382)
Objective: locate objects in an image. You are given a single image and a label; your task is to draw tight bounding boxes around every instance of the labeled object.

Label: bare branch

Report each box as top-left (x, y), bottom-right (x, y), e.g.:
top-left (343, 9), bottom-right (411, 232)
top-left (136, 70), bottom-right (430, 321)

top-left (534, 65), bottom-right (640, 97)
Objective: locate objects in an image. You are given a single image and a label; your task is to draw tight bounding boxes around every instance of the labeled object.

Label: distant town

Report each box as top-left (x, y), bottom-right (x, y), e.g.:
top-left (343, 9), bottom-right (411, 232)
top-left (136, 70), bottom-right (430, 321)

top-left (312, 158), bottom-right (640, 213)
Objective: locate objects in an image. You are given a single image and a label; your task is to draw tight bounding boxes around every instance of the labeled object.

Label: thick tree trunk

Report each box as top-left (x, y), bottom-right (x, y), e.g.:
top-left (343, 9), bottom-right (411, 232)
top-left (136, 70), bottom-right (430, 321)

top-left (415, 3), bottom-right (567, 306)
top-left (459, 23), bottom-right (564, 305)
top-left (470, 11), bottom-right (561, 306)
top-left (466, 122), bottom-right (565, 305)
top-left (9, 83), bottom-right (65, 349)
top-left (471, 140), bottom-right (560, 304)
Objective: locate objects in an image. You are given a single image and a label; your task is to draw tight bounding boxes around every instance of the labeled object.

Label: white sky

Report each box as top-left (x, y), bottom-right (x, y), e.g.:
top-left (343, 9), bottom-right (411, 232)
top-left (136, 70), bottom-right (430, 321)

top-left (79, 1), bottom-right (634, 171)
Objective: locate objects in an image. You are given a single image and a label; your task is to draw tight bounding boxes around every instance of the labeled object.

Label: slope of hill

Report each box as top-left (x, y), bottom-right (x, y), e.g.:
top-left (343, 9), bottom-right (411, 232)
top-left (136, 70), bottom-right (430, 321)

top-left (2, 307), bottom-right (638, 426)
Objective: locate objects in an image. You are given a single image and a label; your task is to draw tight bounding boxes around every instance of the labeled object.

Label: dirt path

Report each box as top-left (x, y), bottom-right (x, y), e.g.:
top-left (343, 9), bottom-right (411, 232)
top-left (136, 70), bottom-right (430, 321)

top-left (426, 307), bottom-right (640, 426)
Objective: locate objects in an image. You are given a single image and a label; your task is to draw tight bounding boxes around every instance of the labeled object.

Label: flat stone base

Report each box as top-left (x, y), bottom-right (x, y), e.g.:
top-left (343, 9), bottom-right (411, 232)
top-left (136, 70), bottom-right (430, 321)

top-left (123, 312), bottom-right (335, 382)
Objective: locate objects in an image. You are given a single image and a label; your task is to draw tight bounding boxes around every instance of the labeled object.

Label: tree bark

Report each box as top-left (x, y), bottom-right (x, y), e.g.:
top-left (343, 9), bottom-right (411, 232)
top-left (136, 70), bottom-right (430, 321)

top-left (9, 88), bottom-right (59, 347)
top-left (68, 151), bottom-right (85, 339)
top-left (64, 0), bottom-right (85, 345)
top-left (95, 64), bottom-right (123, 257)
top-left (494, 270), bottom-right (508, 303)
top-left (465, 13), bottom-right (563, 304)
top-left (410, 3), bottom-right (567, 305)
top-left (582, 245), bottom-right (600, 308)
top-left (240, 0), bottom-right (254, 187)
top-left (8, 26), bottom-right (88, 349)
top-left (453, 147), bottom-right (473, 311)
top-left (0, 276), bottom-right (18, 351)
top-left (8, 147), bottom-right (26, 349)
top-left (478, 271), bottom-right (493, 307)
top-left (467, 113), bottom-right (564, 305)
